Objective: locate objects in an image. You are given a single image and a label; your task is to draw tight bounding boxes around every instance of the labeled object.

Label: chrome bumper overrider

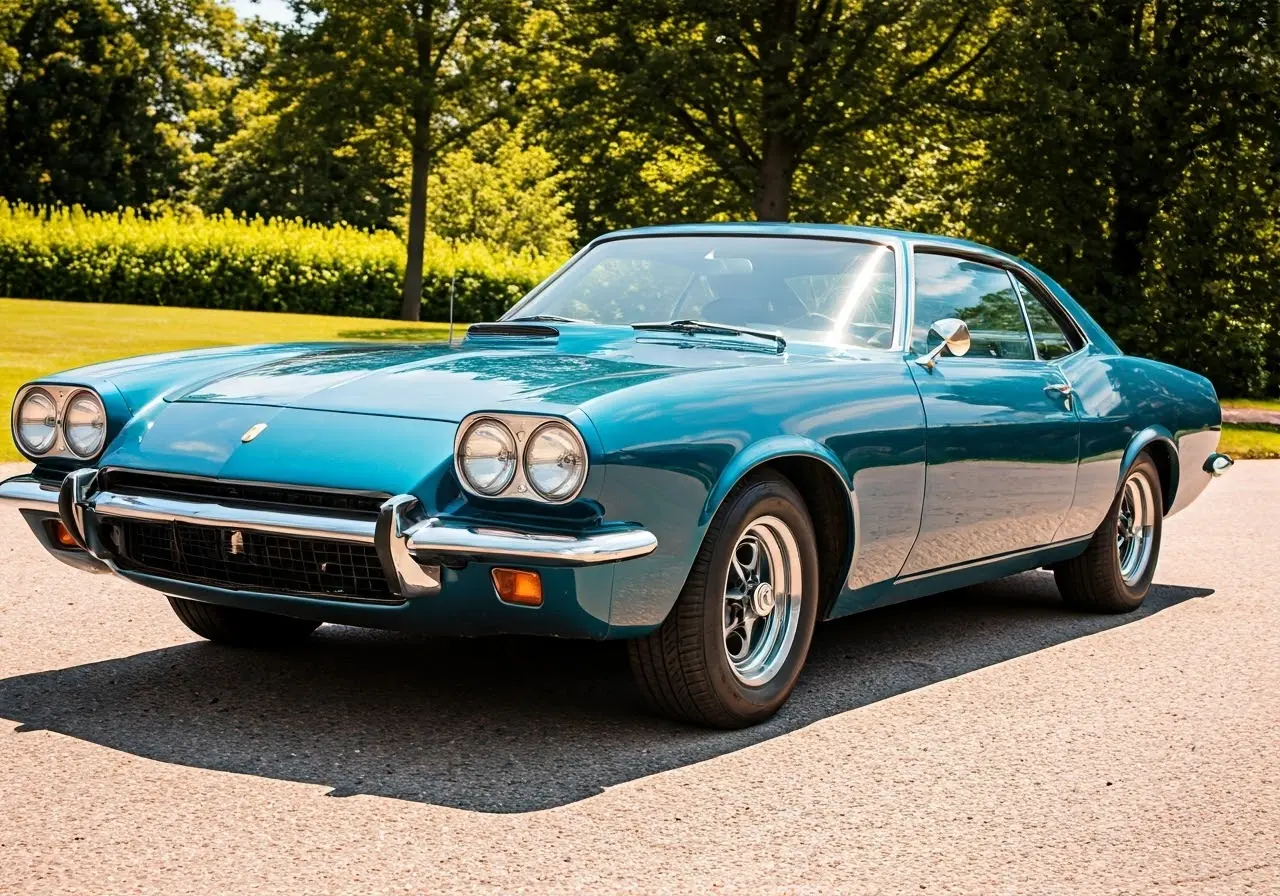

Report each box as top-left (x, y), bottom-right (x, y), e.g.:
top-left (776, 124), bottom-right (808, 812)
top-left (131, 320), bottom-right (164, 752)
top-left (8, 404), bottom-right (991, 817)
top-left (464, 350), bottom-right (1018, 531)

top-left (0, 471), bottom-right (658, 599)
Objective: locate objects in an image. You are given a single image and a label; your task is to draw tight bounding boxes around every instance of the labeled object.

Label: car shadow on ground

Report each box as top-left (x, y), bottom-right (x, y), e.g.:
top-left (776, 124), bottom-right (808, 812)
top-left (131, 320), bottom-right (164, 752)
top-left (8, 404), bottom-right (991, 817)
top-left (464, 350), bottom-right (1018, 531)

top-left (0, 571), bottom-right (1211, 813)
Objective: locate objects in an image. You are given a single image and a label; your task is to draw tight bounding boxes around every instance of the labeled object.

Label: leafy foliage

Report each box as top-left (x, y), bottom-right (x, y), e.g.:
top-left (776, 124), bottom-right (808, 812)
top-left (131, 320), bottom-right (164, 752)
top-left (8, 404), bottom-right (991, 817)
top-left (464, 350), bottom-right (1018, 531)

top-left (258, 0), bottom-right (544, 319)
top-left (194, 77), bottom-right (408, 231)
top-left (544, 0), bottom-right (1004, 224)
top-left (0, 0), bottom-right (249, 211)
top-left (429, 123), bottom-right (577, 257)
top-left (948, 0), bottom-right (1280, 396)
top-left (0, 0), bottom-right (1277, 395)
top-left (0, 201), bottom-right (556, 321)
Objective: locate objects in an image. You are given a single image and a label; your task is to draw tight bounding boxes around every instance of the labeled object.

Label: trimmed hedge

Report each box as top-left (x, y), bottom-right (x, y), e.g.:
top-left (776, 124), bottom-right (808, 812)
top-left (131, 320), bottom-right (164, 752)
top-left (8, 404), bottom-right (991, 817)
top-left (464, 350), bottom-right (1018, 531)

top-left (0, 202), bottom-right (560, 321)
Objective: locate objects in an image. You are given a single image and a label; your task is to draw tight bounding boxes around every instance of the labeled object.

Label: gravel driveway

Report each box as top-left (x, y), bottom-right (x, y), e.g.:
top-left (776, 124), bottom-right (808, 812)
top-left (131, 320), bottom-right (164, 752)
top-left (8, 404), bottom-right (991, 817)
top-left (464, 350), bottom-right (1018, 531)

top-left (1, 460), bottom-right (1276, 894)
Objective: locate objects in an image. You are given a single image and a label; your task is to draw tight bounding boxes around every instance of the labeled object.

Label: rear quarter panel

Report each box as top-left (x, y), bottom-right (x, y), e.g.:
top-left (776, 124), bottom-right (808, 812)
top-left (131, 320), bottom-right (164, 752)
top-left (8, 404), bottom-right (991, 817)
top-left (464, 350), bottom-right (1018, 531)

top-left (1057, 347), bottom-right (1220, 540)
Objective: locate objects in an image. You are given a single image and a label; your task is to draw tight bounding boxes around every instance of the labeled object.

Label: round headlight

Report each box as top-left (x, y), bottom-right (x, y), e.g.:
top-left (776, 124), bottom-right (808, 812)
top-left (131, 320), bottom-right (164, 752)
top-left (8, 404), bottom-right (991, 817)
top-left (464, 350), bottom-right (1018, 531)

top-left (524, 422), bottom-right (586, 501)
top-left (62, 390), bottom-right (106, 458)
top-left (15, 388), bottom-right (58, 455)
top-left (458, 418), bottom-right (517, 496)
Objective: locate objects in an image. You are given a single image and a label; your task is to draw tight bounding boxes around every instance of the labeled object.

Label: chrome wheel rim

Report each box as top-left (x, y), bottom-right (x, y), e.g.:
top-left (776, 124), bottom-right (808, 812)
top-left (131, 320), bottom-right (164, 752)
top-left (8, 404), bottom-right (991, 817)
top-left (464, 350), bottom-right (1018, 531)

top-left (1117, 471), bottom-right (1156, 585)
top-left (722, 515), bottom-right (803, 686)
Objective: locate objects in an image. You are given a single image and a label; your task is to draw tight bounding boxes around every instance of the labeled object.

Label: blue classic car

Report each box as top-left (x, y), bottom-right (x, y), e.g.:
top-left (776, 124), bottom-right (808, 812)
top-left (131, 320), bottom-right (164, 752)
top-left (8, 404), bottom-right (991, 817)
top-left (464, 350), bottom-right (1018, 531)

top-left (2, 224), bottom-right (1232, 727)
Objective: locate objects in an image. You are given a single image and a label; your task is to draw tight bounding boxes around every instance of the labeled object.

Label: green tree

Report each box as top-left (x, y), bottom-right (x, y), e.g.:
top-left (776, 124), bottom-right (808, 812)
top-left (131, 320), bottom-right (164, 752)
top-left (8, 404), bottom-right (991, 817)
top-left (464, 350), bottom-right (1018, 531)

top-left (429, 122), bottom-right (577, 257)
top-left (549, 0), bottom-right (1003, 224)
top-left (0, 0), bottom-right (246, 211)
top-left (0, 0), bottom-right (176, 209)
top-left (194, 77), bottom-right (408, 230)
top-left (963, 0), bottom-right (1280, 394)
top-left (268, 0), bottom-right (541, 320)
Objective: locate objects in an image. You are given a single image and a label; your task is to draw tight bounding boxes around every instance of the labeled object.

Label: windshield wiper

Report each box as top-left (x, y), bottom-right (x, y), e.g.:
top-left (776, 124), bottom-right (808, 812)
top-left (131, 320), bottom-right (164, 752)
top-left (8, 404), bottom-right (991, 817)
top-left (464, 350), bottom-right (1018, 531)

top-left (632, 319), bottom-right (786, 352)
top-left (508, 314), bottom-right (593, 324)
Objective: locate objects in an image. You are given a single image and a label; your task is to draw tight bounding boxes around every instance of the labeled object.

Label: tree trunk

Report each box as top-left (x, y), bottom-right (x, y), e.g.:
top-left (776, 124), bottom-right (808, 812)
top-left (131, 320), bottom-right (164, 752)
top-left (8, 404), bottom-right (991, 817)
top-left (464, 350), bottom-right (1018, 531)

top-left (399, 145), bottom-right (430, 321)
top-left (400, 0), bottom-right (436, 322)
top-left (1110, 198), bottom-right (1151, 289)
top-left (756, 133), bottom-right (794, 221)
top-left (1101, 189), bottom-right (1156, 340)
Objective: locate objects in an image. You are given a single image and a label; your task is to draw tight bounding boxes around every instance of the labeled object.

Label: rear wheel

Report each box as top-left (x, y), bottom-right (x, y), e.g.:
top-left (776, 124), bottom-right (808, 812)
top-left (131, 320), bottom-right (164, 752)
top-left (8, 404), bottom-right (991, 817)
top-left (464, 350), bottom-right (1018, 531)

top-left (627, 471), bottom-right (820, 728)
top-left (1054, 454), bottom-right (1163, 613)
top-left (167, 596), bottom-right (320, 647)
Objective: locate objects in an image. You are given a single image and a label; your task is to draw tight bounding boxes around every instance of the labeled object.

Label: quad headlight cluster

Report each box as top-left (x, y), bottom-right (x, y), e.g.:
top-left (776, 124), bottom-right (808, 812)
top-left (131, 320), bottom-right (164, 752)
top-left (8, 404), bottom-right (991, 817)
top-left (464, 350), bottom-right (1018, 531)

top-left (454, 413), bottom-right (588, 504)
top-left (11, 385), bottom-right (108, 460)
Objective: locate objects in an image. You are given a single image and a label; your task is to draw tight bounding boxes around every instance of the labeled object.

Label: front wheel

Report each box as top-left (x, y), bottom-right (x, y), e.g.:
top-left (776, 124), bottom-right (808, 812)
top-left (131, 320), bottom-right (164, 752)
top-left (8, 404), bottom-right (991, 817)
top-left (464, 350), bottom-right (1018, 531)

top-left (167, 596), bottom-right (321, 647)
top-left (1054, 453), bottom-right (1164, 613)
top-left (628, 471), bottom-right (820, 728)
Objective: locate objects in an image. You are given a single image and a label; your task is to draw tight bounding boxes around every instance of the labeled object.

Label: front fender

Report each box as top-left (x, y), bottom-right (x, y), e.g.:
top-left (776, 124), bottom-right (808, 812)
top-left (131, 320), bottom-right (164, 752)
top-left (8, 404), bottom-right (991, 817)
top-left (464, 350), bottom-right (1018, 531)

top-left (700, 434), bottom-right (853, 527)
top-left (599, 434), bottom-right (859, 636)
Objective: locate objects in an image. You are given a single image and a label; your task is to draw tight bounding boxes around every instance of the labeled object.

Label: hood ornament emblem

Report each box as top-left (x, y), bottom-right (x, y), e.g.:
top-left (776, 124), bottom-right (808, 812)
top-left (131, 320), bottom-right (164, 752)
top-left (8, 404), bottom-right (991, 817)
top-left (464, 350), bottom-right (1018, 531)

top-left (241, 422), bottom-right (268, 443)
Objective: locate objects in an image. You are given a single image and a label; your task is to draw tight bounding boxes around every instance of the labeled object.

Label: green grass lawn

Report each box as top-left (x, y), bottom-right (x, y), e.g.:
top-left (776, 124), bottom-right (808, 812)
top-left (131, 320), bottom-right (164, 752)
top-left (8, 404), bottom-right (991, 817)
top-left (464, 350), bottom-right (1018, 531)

top-left (3, 297), bottom-right (1277, 463)
top-left (1219, 399), bottom-right (1280, 458)
top-left (1, 297), bottom-right (448, 462)
top-left (1219, 424), bottom-right (1280, 459)
top-left (1222, 397), bottom-right (1280, 412)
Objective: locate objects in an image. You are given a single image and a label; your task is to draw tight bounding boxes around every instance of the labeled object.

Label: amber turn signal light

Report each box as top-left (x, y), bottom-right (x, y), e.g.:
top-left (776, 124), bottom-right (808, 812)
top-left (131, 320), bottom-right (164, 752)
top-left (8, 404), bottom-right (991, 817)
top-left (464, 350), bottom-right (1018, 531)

top-left (51, 520), bottom-right (78, 548)
top-left (491, 568), bottom-right (543, 607)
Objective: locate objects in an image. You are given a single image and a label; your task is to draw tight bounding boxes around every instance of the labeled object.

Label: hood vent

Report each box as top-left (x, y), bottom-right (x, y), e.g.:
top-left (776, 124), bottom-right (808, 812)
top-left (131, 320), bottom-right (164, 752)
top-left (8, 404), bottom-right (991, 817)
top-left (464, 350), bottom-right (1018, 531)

top-left (465, 323), bottom-right (560, 339)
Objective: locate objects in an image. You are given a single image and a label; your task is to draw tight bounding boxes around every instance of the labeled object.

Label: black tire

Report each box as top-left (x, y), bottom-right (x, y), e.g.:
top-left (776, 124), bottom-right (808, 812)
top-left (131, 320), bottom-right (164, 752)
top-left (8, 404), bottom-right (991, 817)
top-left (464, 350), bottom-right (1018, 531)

top-left (627, 470), bottom-right (820, 728)
top-left (167, 596), bottom-right (320, 647)
top-left (1054, 453), bottom-right (1164, 613)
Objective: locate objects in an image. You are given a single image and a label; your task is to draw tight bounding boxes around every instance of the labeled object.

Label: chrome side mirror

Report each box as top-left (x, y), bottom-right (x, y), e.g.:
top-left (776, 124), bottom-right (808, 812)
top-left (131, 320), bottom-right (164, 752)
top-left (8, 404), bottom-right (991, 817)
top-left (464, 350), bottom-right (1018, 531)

top-left (916, 318), bottom-right (971, 369)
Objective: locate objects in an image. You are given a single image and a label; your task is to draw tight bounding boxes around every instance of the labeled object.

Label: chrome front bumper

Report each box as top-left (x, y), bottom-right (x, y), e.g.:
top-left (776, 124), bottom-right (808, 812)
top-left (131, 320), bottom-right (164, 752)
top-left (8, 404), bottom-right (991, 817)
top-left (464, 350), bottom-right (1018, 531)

top-left (0, 470), bottom-right (658, 599)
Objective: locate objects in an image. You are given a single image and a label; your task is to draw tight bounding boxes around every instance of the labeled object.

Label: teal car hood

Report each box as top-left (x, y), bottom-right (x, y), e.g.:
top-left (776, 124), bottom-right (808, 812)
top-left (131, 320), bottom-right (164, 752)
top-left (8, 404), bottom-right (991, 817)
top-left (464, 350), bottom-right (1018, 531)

top-left (171, 327), bottom-right (801, 422)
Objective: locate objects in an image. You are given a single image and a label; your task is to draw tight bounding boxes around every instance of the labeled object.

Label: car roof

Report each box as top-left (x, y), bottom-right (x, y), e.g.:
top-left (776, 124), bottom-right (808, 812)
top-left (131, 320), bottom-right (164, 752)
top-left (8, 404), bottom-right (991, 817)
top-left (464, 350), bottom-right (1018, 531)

top-left (594, 222), bottom-right (1018, 262)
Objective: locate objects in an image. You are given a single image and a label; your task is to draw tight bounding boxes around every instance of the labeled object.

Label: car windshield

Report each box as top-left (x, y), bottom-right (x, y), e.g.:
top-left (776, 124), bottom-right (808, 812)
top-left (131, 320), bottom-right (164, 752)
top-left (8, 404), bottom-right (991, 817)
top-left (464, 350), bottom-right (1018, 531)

top-left (507, 236), bottom-right (898, 348)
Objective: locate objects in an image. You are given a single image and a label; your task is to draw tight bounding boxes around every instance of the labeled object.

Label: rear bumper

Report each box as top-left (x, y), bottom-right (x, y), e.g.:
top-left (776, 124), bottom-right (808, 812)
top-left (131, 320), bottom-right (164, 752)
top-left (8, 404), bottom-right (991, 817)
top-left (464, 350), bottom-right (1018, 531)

top-left (1, 469), bottom-right (657, 635)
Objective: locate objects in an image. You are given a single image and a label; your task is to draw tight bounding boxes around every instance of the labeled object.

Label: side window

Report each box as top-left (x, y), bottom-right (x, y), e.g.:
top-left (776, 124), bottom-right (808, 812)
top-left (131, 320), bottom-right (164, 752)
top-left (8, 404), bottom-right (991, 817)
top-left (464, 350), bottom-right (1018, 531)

top-left (1012, 276), bottom-right (1083, 360)
top-left (912, 254), bottom-right (1033, 360)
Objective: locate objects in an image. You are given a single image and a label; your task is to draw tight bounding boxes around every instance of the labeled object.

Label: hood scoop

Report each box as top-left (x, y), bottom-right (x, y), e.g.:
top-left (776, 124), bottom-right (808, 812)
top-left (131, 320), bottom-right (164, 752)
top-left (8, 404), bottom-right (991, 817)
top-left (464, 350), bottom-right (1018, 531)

top-left (465, 323), bottom-right (560, 340)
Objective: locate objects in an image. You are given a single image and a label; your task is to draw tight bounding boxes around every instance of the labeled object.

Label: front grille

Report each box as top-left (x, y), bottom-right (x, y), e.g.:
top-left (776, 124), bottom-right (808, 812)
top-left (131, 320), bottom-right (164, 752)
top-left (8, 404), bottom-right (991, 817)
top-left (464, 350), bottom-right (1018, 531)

top-left (104, 518), bottom-right (395, 603)
top-left (98, 470), bottom-right (388, 518)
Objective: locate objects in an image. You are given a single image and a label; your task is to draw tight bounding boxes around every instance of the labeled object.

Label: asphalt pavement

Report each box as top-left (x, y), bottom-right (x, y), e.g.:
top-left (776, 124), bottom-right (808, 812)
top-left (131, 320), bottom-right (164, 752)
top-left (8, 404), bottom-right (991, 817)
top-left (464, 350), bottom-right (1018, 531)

top-left (0, 460), bottom-right (1276, 894)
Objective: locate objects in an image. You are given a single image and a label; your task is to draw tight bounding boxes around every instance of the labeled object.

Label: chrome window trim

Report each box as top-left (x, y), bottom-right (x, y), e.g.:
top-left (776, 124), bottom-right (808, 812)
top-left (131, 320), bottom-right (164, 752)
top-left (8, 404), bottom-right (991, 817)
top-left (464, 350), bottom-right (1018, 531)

top-left (11, 383), bottom-right (107, 462)
top-left (904, 240), bottom-right (1092, 362)
top-left (1008, 272), bottom-right (1089, 363)
top-left (454, 411), bottom-right (589, 505)
top-left (905, 247), bottom-right (1037, 361)
top-left (1006, 269), bottom-right (1041, 361)
top-left (502, 232), bottom-right (907, 353)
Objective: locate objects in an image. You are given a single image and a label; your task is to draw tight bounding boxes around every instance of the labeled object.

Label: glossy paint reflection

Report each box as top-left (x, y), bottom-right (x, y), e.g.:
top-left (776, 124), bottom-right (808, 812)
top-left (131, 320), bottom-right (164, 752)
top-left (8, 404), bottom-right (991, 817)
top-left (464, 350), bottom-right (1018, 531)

top-left (902, 357), bottom-right (1079, 575)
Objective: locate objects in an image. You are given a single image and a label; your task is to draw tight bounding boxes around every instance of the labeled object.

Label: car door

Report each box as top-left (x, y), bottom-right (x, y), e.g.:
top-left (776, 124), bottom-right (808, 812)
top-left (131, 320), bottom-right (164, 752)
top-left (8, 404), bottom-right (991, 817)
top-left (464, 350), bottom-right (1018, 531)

top-left (900, 251), bottom-right (1080, 576)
